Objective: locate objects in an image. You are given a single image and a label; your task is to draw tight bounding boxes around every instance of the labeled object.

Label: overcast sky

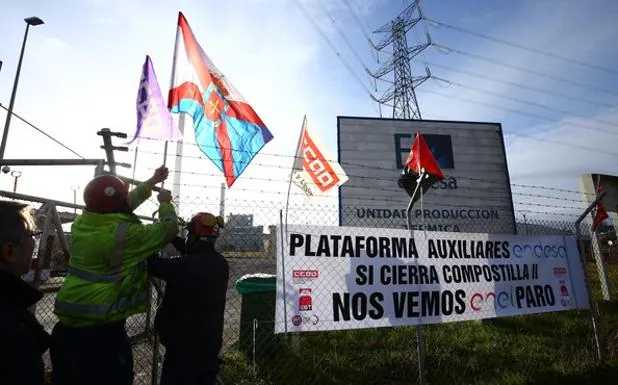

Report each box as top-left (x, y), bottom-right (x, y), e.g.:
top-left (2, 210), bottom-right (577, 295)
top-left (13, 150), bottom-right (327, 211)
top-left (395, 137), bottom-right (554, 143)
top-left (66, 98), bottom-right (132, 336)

top-left (1, 0), bottom-right (617, 227)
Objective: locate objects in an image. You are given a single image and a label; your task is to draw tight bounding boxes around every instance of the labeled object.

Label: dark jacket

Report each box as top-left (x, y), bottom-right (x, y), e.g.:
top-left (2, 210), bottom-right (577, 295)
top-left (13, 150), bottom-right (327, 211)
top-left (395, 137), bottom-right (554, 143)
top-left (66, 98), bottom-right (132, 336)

top-left (148, 240), bottom-right (229, 363)
top-left (0, 268), bottom-right (50, 385)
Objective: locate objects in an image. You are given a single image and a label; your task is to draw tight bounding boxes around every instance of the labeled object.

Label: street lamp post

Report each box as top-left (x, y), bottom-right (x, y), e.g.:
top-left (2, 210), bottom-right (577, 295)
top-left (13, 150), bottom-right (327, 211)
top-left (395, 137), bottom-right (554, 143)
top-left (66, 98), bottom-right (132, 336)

top-left (0, 16), bottom-right (44, 162)
top-left (10, 170), bottom-right (22, 193)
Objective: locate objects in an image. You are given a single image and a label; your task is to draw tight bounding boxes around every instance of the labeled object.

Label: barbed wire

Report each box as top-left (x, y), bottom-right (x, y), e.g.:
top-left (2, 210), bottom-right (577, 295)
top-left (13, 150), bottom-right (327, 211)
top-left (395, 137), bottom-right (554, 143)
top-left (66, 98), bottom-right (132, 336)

top-left (139, 191), bottom-right (582, 220)
top-left (143, 164), bottom-right (584, 205)
top-left (146, 177), bottom-right (583, 213)
top-left (132, 143), bottom-right (595, 196)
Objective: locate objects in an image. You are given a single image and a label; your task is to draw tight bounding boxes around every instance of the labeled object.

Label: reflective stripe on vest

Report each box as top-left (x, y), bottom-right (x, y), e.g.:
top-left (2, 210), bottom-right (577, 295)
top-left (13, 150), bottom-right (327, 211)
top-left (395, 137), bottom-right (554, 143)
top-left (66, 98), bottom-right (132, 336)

top-left (159, 211), bottom-right (176, 220)
top-left (67, 262), bottom-right (144, 284)
top-left (110, 222), bottom-right (129, 274)
top-left (67, 222), bottom-right (129, 282)
top-left (55, 289), bottom-right (149, 315)
top-left (67, 266), bottom-right (122, 283)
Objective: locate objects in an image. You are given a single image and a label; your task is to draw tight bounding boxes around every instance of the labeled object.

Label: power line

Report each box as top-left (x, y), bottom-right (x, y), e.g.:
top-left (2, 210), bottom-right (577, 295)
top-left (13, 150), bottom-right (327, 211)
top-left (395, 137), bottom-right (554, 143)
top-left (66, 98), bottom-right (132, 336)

top-left (426, 61), bottom-right (615, 109)
top-left (418, 88), bottom-right (618, 156)
top-left (0, 104), bottom-right (85, 159)
top-left (339, 0), bottom-right (375, 43)
top-left (431, 76), bottom-right (618, 136)
top-left (315, 0), bottom-right (372, 73)
top-left (291, 0), bottom-right (380, 108)
top-left (424, 18), bottom-right (618, 76)
top-left (432, 43), bottom-right (618, 98)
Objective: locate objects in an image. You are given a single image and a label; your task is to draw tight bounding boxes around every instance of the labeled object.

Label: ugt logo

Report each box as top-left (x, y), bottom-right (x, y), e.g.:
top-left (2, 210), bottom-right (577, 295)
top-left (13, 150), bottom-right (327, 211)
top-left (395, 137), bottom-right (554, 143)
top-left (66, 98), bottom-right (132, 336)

top-left (299, 288), bottom-right (313, 311)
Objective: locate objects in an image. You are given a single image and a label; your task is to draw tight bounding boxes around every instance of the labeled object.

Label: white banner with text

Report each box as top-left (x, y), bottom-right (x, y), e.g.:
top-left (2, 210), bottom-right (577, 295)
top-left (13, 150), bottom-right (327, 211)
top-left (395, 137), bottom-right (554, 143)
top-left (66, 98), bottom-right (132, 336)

top-left (274, 225), bottom-right (589, 334)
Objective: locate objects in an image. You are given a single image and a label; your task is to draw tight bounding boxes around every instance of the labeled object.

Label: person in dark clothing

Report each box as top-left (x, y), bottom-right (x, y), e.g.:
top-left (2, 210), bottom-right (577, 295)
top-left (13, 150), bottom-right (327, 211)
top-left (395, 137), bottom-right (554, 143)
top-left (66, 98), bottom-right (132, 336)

top-left (148, 212), bottom-right (229, 385)
top-left (0, 200), bottom-right (50, 385)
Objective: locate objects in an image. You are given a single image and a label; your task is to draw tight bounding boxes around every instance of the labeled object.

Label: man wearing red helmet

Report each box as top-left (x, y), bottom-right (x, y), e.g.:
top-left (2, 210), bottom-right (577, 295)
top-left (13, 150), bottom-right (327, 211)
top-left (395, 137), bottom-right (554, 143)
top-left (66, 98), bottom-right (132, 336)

top-left (147, 212), bottom-right (229, 385)
top-left (50, 166), bottom-right (179, 385)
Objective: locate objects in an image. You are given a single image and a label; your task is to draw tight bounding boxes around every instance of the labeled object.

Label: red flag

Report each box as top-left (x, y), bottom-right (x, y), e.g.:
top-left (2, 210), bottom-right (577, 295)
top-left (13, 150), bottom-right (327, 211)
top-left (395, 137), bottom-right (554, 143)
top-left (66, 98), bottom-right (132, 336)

top-left (592, 184), bottom-right (608, 232)
top-left (398, 131), bottom-right (446, 203)
top-left (404, 132), bottom-right (446, 179)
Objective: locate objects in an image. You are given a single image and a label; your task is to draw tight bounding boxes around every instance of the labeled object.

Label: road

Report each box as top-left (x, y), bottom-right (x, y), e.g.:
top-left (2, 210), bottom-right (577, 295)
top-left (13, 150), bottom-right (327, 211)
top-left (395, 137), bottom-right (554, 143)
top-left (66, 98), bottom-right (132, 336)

top-left (36, 257), bottom-right (277, 384)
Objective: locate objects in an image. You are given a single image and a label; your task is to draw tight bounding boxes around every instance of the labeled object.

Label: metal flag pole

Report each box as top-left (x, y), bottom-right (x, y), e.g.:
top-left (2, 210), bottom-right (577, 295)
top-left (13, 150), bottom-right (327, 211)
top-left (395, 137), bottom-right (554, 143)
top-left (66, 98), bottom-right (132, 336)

top-left (405, 168), bottom-right (428, 385)
top-left (149, 14), bottom-right (183, 385)
top-left (131, 138), bottom-right (140, 182)
top-left (161, 12), bottom-right (182, 191)
top-left (284, 115), bottom-right (307, 235)
top-left (280, 116), bottom-right (305, 347)
top-left (404, 133), bottom-right (428, 385)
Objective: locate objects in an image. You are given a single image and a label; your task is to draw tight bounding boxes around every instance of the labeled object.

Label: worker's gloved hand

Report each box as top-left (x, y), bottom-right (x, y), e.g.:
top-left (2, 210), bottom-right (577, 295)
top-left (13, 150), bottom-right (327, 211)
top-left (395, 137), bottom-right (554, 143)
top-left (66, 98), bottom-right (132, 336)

top-left (148, 166), bottom-right (169, 185)
top-left (157, 189), bottom-right (173, 204)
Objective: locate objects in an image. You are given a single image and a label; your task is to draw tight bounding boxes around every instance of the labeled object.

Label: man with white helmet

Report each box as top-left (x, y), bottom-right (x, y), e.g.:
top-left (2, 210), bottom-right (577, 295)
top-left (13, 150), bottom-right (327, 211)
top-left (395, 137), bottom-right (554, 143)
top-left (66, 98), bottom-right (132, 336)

top-left (148, 211), bottom-right (229, 385)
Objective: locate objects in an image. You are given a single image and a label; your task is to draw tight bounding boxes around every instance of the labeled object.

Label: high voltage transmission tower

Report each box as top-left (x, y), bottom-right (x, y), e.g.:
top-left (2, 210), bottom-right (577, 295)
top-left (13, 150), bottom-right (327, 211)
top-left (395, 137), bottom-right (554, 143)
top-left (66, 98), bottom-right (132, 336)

top-left (369, 0), bottom-right (431, 119)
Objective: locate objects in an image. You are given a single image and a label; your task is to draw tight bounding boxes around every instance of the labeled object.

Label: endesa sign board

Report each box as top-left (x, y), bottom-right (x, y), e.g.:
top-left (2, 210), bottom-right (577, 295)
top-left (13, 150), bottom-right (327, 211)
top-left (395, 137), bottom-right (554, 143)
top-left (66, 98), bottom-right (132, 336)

top-left (337, 117), bottom-right (517, 234)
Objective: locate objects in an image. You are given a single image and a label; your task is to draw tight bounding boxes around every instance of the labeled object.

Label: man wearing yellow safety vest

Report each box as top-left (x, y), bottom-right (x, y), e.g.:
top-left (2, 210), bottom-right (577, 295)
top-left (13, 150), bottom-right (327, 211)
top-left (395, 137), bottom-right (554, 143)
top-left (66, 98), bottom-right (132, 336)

top-left (50, 166), bottom-right (179, 385)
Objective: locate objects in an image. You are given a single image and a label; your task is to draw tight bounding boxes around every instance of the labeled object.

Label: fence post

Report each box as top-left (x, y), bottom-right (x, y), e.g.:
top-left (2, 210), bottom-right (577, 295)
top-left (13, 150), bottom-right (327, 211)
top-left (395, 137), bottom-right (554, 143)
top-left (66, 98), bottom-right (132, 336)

top-left (29, 206), bottom-right (54, 314)
top-left (575, 192), bottom-right (606, 362)
top-left (590, 233), bottom-right (612, 301)
top-left (50, 205), bottom-right (71, 264)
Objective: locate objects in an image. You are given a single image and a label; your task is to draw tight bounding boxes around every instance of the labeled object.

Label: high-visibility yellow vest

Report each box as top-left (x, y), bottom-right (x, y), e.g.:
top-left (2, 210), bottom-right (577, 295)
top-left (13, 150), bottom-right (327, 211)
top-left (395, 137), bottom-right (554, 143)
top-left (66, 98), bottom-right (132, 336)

top-left (54, 184), bottom-right (179, 327)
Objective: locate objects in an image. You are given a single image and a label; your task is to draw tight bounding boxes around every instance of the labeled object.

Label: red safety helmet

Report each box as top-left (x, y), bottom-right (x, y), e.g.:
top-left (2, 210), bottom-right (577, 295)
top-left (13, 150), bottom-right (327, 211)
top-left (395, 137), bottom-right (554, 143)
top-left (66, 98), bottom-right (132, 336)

top-left (188, 212), bottom-right (224, 238)
top-left (83, 175), bottom-right (131, 213)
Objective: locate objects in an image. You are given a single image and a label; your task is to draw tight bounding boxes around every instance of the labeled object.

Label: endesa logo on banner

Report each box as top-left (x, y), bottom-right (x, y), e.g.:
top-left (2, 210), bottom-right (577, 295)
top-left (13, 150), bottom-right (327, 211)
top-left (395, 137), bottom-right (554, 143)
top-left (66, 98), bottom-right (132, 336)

top-left (512, 242), bottom-right (567, 258)
top-left (292, 269), bottom-right (319, 284)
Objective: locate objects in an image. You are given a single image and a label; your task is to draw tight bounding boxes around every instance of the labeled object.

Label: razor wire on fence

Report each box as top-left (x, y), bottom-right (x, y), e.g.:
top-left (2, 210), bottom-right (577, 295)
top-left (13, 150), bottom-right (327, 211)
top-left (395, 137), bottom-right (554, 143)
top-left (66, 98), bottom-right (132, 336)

top-left (13, 191), bottom-right (615, 385)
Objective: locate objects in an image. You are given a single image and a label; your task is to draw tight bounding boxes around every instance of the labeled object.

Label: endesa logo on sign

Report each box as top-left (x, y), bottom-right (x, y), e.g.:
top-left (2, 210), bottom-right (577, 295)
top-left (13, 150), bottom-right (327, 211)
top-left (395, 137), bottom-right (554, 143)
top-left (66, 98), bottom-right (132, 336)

top-left (301, 131), bottom-right (340, 192)
top-left (292, 269), bottom-right (319, 284)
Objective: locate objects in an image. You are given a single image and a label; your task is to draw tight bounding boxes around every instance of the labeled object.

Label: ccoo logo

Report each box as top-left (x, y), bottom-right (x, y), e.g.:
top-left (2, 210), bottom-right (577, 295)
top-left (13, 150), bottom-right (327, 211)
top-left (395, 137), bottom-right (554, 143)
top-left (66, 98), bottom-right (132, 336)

top-left (292, 270), bottom-right (319, 279)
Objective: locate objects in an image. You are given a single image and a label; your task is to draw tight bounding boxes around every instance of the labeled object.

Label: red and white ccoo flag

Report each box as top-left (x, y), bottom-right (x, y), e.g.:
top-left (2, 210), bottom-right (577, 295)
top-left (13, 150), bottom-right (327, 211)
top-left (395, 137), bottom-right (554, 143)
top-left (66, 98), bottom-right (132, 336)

top-left (291, 116), bottom-right (348, 197)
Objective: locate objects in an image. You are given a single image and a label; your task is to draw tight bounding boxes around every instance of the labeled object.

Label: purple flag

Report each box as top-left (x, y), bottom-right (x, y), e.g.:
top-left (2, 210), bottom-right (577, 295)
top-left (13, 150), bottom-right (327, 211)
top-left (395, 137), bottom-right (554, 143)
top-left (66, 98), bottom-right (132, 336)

top-left (127, 55), bottom-right (182, 144)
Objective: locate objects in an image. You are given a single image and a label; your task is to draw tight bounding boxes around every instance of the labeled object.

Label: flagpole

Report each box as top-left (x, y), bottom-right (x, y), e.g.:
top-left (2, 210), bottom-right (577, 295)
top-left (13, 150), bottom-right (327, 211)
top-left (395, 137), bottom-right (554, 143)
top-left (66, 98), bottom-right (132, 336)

top-left (281, 115), bottom-right (305, 345)
top-left (404, 132), bottom-right (428, 385)
top-left (132, 137), bottom-right (140, 181)
top-left (284, 114), bottom-right (306, 234)
top-left (161, 12), bottom-right (182, 191)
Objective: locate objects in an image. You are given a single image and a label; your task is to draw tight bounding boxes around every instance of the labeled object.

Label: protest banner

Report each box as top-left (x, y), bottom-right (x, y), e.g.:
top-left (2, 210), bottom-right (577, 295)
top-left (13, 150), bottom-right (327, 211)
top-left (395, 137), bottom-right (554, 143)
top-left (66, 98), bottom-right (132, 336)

top-left (274, 225), bottom-right (589, 334)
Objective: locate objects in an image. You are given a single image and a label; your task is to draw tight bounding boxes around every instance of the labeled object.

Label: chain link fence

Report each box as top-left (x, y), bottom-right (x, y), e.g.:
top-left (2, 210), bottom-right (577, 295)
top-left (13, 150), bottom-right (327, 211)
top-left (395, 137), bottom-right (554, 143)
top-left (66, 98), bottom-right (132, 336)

top-left (14, 194), bottom-right (618, 385)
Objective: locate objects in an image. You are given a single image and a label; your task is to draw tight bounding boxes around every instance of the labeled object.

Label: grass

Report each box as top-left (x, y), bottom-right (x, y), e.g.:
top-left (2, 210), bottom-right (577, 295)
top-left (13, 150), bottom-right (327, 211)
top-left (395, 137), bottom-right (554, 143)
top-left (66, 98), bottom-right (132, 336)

top-left (219, 260), bottom-right (618, 385)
